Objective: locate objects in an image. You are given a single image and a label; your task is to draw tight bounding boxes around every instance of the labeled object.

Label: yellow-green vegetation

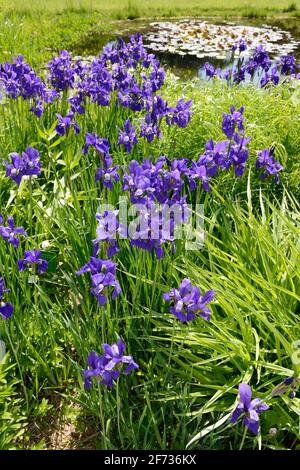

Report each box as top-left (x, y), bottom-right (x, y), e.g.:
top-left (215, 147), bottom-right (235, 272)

top-left (2, 0), bottom-right (300, 16)
top-left (0, 1), bottom-right (299, 66)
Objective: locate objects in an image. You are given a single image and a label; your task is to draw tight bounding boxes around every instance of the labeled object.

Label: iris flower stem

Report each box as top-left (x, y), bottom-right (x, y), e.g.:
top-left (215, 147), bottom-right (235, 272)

top-left (28, 176), bottom-right (33, 237)
top-left (101, 304), bottom-right (106, 344)
top-left (166, 317), bottom-right (176, 373)
top-left (196, 183), bottom-right (201, 207)
top-left (239, 425), bottom-right (247, 450)
top-left (149, 257), bottom-right (160, 315)
top-left (116, 380), bottom-right (124, 448)
top-left (61, 89), bottom-right (68, 116)
top-left (33, 265), bottom-right (38, 314)
top-left (98, 386), bottom-right (108, 449)
top-left (229, 51), bottom-right (235, 87)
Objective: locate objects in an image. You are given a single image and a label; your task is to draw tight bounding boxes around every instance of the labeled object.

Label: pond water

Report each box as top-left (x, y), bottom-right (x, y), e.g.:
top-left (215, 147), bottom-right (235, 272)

top-left (73, 17), bottom-right (300, 79)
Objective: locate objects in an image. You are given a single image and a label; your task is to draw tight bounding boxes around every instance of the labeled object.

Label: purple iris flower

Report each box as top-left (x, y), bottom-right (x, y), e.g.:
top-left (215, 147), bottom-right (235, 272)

top-left (22, 146), bottom-right (41, 176)
top-left (82, 133), bottom-right (111, 165)
top-left (39, 87), bottom-right (57, 104)
top-left (121, 155), bottom-right (194, 259)
top-left (149, 95), bottom-right (169, 122)
top-left (140, 114), bottom-right (162, 143)
top-left (92, 211), bottom-right (125, 258)
top-left (128, 199), bottom-right (188, 259)
top-left (17, 249), bottom-right (48, 273)
top-left (30, 98), bottom-right (44, 117)
top-left (83, 339), bottom-right (138, 389)
top-left (233, 65), bottom-right (247, 84)
top-left (83, 351), bottom-right (110, 390)
top-left (251, 45), bottom-right (271, 72)
top-left (245, 59), bottom-right (258, 77)
top-left (102, 339), bottom-right (139, 375)
top-left (56, 112), bottom-right (80, 136)
top-left (95, 164), bottom-right (120, 190)
top-left (48, 50), bottom-right (78, 91)
top-left (123, 84), bottom-right (145, 112)
top-left (74, 54), bottom-right (111, 106)
top-left (222, 106), bottom-right (245, 139)
top-left (0, 55), bottom-right (47, 101)
top-left (189, 161), bottom-right (211, 192)
top-left (0, 277), bottom-right (14, 320)
top-left (0, 215), bottom-right (27, 248)
top-left (203, 62), bottom-right (219, 79)
top-left (162, 167), bottom-right (185, 199)
top-left (260, 67), bottom-right (280, 88)
top-left (149, 66), bottom-right (166, 92)
top-left (82, 134), bottom-right (114, 186)
top-left (222, 69), bottom-right (233, 81)
top-left (77, 257), bottom-right (121, 305)
top-left (3, 152), bottom-right (25, 186)
top-left (122, 159), bottom-right (154, 204)
top-left (168, 99), bottom-right (192, 128)
top-left (256, 148), bottom-right (284, 184)
top-left (68, 92), bottom-right (85, 115)
top-left (3, 146), bottom-right (41, 186)
top-left (129, 201), bottom-right (182, 259)
top-left (90, 271), bottom-right (121, 305)
top-left (76, 257), bottom-right (116, 276)
top-left (231, 383), bottom-right (269, 435)
top-left (186, 286), bottom-right (216, 321)
top-left (93, 238), bottom-right (120, 259)
top-left (232, 38), bottom-right (247, 53)
top-left (279, 55), bottom-right (298, 75)
top-left (163, 278), bottom-right (215, 322)
top-left (198, 139), bottom-right (229, 177)
top-left (229, 132), bottom-right (251, 177)
top-left (130, 237), bottom-right (165, 260)
top-left (118, 119), bottom-right (138, 154)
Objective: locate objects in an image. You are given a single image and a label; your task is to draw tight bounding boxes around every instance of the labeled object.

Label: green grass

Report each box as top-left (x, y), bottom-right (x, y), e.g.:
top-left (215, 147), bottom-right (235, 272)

top-left (0, 1), bottom-right (299, 67)
top-left (152, 191), bottom-right (300, 449)
top-left (0, 359), bottom-right (27, 449)
top-left (2, 0), bottom-right (300, 16)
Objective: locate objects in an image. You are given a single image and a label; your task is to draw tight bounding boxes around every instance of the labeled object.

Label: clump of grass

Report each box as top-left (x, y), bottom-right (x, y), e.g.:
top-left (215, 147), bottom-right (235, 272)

top-left (283, 2), bottom-right (297, 13)
top-left (0, 358), bottom-right (27, 449)
top-left (154, 191), bottom-right (300, 449)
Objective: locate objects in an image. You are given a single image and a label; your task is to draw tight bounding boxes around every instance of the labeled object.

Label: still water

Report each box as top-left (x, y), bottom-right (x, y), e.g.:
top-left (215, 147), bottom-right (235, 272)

top-left (73, 17), bottom-right (300, 80)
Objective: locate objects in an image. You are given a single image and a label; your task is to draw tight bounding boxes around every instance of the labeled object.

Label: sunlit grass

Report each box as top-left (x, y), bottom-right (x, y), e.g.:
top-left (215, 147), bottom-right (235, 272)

top-left (2, 0), bottom-right (300, 16)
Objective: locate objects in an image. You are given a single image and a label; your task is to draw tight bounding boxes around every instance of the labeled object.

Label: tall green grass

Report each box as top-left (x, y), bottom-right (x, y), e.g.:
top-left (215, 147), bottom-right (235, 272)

top-left (0, 357), bottom-right (27, 449)
top-left (2, 0), bottom-right (299, 16)
top-left (153, 190), bottom-right (300, 449)
top-left (0, 0), bottom-right (299, 68)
